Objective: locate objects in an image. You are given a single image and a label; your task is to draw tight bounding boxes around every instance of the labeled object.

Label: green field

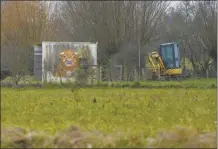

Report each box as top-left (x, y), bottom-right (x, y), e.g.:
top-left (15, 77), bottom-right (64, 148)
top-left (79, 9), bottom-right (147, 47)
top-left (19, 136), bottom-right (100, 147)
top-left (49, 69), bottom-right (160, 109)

top-left (1, 79), bottom-right (217, 148)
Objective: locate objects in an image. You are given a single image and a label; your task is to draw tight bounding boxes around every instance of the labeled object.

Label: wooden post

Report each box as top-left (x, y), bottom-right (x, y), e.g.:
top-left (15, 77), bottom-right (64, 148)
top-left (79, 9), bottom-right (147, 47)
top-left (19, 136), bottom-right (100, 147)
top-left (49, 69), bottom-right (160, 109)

top-left (123, 63), bottom-right (128, 81)
top-left (99, 65), bottom-right (102, 82)
top-left (120, 65), bottom-right (123, 81)
top-left (134, 68), bottom-right (137, 82)
top-left (142, 68), bottom-right (145, 81)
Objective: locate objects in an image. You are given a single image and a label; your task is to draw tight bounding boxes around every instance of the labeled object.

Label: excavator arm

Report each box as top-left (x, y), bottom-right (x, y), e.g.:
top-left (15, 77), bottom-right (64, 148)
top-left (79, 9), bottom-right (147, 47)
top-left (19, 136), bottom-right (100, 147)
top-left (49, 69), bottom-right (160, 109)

top-left (148, 52), bottom-right (166, 75)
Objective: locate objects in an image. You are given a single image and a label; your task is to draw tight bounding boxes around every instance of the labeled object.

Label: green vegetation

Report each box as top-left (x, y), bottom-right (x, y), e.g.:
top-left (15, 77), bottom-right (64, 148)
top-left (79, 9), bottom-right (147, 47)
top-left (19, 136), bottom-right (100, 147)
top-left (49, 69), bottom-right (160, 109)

top-left (95, 78), bottom-right (216, 89)
top-left (1, 79), bottom-right (216, 147)
top-left (1, 76), bottom-right (216, 89)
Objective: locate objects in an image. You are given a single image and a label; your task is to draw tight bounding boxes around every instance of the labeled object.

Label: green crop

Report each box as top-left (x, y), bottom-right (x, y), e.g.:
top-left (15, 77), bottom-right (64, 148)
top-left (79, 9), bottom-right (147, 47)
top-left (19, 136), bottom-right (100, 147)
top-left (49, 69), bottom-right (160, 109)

top-left (1, 81), bottom-right (216, 148)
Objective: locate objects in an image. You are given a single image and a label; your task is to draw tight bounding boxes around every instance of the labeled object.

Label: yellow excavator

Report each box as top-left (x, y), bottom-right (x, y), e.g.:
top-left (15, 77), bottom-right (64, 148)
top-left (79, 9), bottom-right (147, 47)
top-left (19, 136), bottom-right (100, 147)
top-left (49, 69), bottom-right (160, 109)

top-left (147, 42), bottom-right (184, 80)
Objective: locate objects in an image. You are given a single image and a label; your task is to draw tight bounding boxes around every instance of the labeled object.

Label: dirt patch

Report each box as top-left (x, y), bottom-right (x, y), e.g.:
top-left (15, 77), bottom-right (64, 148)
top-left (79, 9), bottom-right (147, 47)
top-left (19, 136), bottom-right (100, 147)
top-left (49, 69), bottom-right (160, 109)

top-left (147, 125), bottom-right (216, 148)
top-left (1, 125), bottom-right (216, 148)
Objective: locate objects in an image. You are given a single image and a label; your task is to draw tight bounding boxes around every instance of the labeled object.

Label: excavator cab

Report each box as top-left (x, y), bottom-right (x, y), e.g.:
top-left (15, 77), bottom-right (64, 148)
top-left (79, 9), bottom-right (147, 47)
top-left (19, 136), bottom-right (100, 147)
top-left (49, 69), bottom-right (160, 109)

top-left (159, 42), bottom-right (180, 69)
top-left (148, 42), bottom-right (183, 80)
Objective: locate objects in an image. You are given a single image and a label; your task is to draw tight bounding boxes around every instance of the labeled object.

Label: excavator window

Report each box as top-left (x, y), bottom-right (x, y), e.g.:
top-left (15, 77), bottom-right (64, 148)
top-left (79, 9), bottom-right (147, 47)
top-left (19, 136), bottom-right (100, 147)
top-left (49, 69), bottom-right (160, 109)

top-left (160, 44), bottom-right (174, 69)
top-left (174, 44), bottom-right (180, 68)
top-left (159, 43), bottom-right (181, 69)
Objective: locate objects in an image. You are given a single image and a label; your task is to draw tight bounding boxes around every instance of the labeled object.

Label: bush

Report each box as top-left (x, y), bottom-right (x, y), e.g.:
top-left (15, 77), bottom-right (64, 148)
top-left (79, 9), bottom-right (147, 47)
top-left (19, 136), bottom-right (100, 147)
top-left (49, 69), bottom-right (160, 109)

top-left (1, 75), bottom-right (42, 88)
top-left (131, 81), bottom-right (141, 88)
top-left (74, 68), bottom-right (89, 87)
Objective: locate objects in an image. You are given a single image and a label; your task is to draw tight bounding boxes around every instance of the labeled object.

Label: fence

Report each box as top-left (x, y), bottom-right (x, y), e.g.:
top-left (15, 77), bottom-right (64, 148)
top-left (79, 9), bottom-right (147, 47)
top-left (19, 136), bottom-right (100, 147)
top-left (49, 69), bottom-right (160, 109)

top-left (85, 64), bottom-right (216, 83)
top-left (76, 65), bottom-right (151, 83)
top-left (40, 62), bottom-right (217, 84)
top-left (42, 64), bottom-right (149, 84)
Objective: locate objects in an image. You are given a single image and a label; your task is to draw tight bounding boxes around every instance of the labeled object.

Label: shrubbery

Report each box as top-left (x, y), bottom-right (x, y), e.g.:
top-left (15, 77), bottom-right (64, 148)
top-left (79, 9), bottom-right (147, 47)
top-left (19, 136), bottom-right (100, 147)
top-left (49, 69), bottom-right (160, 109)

top-left (1, 75), bottom-right (216, 89)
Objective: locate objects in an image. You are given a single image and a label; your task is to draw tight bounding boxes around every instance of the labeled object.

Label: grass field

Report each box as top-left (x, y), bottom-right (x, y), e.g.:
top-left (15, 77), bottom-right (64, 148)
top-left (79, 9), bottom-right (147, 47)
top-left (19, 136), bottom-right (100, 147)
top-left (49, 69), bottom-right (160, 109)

top-left (1, 78), bottom-right (217, 148)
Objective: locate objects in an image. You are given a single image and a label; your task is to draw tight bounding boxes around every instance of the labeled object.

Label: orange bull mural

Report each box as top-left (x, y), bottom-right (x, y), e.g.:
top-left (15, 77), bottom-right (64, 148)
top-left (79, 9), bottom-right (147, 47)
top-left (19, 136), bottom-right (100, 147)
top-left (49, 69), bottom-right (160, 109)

top-left (41, 42), bottom-right (98, 82)
top-left (55, 50), bottom-right (80, 77)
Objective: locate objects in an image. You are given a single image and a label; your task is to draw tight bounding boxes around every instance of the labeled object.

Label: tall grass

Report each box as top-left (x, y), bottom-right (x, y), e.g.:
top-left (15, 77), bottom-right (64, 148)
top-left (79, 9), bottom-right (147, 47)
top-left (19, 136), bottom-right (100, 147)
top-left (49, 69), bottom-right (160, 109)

top-left (1, 86), bottom-right (216, 147)
top-left (1, 76), bottom-right (216, 89)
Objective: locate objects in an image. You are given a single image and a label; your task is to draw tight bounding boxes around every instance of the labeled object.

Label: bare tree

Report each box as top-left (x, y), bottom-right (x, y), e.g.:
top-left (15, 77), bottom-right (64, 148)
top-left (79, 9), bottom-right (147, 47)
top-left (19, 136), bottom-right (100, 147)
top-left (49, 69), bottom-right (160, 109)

top-left (1, 1), bottom-right (51, 84)
top-left (162, 1), bottom-right (217, 77)
top-left (194, 1), bottom-right (217, 72)
top-left (51, 1), bottom-right (169, 80)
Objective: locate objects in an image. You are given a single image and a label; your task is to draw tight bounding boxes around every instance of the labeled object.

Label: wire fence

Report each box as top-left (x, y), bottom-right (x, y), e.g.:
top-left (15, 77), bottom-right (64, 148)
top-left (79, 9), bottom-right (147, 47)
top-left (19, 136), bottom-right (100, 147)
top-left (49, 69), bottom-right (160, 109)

top-left (73, 63), bottom-right (217, 84)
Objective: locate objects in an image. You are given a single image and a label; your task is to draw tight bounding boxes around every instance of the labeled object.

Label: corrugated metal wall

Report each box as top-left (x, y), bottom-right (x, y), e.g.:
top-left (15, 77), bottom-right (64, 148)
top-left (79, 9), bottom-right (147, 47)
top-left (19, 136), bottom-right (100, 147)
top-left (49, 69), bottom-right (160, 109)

top-left (41, 42), bottom-right (98, 83)
top-left (34, 42), bottom-right (98, 82)
top-left (34, 45), bottom-right (42, 80)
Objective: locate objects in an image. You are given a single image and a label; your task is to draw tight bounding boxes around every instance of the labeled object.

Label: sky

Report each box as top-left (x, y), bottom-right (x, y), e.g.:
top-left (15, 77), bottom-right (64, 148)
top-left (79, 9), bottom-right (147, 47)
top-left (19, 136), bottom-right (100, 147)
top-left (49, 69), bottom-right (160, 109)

top-left (47, 1), bottom-right (183, 16)
top-left (170, 1), bottom-right (181, 8)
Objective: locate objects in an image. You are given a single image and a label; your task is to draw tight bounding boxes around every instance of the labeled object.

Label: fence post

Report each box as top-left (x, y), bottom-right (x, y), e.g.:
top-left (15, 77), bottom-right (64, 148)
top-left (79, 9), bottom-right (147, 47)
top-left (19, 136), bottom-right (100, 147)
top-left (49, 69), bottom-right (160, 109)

top-left (141, 68), bottom-right (145, 81)
top-left (133, 68), bottom-right (137, 82)
top-left (123, 64), bottom-right (128, 82)
top-left (120, 65), bottom-right (123, 81)
top-left (98, 65), bottom-right (102, 82)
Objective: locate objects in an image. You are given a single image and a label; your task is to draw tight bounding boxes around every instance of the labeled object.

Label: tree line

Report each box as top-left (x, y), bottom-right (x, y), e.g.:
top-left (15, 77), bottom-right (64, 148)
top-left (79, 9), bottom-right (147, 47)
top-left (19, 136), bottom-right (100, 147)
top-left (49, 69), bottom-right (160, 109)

top-left (1, 1), bottom-right (217, 82)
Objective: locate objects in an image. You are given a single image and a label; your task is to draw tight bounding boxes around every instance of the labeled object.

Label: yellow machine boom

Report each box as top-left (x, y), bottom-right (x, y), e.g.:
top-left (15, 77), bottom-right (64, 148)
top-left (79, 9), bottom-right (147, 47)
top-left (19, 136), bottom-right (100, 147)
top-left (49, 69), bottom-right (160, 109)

top-left (148, 52), bottom-right (166, 74)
